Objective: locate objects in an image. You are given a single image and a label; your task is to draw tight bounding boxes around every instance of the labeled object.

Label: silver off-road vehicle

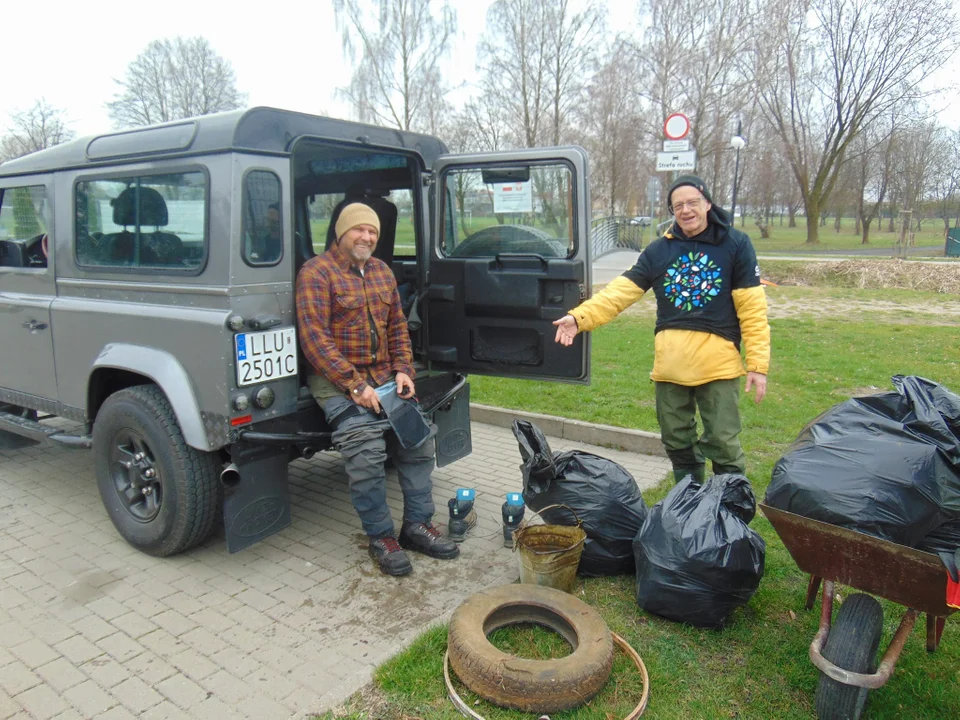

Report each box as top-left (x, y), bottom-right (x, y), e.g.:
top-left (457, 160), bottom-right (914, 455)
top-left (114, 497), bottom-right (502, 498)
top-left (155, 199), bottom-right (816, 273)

top-left (0, 107), bottom-right (591, 555)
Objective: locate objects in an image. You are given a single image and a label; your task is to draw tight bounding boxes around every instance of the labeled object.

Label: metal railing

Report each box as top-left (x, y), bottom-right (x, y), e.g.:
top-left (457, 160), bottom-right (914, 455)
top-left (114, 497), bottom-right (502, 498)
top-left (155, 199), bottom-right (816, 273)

top-left (590, 216), bottom-right (646, 258)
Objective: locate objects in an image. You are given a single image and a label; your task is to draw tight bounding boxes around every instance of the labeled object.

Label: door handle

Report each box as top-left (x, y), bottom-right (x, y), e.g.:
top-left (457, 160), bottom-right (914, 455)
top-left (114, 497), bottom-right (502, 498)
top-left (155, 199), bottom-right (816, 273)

top-left (22, 320), bottom-right (47, 331)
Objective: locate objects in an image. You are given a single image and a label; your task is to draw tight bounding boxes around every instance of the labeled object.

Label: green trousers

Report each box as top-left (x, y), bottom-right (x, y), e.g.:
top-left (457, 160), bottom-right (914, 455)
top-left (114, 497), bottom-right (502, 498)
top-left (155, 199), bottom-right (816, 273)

top-left (655, 378), bottom-right (747, 483)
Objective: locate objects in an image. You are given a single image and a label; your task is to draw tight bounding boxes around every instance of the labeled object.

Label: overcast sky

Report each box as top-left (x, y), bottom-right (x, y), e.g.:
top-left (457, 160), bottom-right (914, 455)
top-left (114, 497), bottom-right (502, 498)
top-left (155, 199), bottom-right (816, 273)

top-left (2, 0), bottom-right (957, 141)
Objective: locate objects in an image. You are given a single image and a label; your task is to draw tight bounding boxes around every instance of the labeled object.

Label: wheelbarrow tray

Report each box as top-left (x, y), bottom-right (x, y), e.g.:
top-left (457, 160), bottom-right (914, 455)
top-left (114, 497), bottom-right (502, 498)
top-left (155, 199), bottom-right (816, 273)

top-left (760, 503), bottom-right (953, 617)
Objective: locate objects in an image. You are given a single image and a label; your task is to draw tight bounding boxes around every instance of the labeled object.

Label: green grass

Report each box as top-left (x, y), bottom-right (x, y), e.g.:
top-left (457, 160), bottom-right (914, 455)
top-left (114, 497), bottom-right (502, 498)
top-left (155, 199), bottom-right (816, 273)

top-left (321, 285), bottom-right (960, 720)
top-left (718, 217), bottom-right (950, 256)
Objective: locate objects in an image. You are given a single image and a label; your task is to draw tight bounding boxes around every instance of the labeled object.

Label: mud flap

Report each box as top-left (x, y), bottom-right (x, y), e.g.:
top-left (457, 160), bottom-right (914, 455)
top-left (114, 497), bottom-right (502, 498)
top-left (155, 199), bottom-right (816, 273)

top-left (223, 441), bottom-right (292, 553)
top-left (432, 382), bottom-right (472, 468)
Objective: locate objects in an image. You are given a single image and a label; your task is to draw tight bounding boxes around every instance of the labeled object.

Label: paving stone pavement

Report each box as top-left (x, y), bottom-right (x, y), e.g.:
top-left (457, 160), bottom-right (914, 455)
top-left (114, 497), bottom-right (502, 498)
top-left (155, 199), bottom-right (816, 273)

top-left (0, 417), bottom-right (671, 720)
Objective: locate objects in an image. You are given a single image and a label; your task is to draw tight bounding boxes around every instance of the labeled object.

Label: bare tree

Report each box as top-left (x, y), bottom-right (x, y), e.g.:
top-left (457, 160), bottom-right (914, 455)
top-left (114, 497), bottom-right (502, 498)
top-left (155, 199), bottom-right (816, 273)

top-left (748, 0), bottom-right (957, 244)
top-left (929, 129), bottom-right (960, 234)
top-left (1, 99), bottom-right (75, 161)
top-left (477, 0), bottom-right (553, 148)
top-left (579, 38), bottom-right (644, 215)
top-left (635, 0), bottom-right (754, 203)
top-left (107, 38), bottom-right (245, 128)
top-left (545, 0), bottom-right (604, 146)
top-left (851, 117), bottom-right (896, 244)
top-left (334, 0), bottom-right (456, 132)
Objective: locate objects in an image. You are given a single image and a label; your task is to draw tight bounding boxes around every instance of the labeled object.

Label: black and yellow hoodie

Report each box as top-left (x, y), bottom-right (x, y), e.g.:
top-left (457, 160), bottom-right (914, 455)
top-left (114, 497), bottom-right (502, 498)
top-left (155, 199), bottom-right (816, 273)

top-left (570, 207), bottom-right (770, 386)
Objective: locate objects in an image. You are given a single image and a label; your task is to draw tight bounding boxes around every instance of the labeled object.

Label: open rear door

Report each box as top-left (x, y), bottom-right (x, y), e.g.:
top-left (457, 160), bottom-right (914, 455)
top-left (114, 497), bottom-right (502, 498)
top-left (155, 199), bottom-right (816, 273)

top-left (427, 148), bottom-right (591, 383)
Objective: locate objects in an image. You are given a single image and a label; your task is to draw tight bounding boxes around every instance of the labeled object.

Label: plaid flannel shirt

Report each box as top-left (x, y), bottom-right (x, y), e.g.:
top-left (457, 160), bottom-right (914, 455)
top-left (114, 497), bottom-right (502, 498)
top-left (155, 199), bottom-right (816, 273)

top-left (296, 244), bottom-right (415, 395)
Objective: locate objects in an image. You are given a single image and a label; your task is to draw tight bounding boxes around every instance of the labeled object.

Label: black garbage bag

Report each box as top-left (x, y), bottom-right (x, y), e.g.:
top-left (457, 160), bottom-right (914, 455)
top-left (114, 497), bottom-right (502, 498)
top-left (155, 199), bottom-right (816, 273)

top-left (634, 474), bottom-right (766, 628)
top-left (765, 375), bottom-right (960, 554)
top-left (513, 419), bottom-right (557, 495)
top-left (512, 420), bottom-right (648, 576)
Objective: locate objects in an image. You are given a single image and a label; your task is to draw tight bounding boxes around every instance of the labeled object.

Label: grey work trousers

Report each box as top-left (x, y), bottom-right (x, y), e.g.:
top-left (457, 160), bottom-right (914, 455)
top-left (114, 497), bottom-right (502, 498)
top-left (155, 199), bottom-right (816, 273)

top-left (323, 396), bottom-right (436, 539)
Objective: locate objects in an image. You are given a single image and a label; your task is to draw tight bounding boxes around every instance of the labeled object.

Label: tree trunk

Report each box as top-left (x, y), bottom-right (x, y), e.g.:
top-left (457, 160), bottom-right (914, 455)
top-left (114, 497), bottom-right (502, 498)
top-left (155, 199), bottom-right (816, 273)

top-left (805, 198), bottom-right (821, 244)
top-left (834, 214), bottom-right (842, 233)
top-left (861, 217), bottom-right (872, 244)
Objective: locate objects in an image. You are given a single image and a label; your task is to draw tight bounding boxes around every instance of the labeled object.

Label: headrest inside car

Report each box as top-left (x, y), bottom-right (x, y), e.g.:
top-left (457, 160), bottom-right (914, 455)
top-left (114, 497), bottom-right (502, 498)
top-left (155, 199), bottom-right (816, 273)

top-left (112, 187), bottom-right (169, 227)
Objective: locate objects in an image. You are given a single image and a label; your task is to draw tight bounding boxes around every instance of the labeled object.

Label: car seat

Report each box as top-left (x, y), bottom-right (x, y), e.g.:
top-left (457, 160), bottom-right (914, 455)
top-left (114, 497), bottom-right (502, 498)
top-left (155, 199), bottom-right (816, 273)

top-left (102, 187), bottom-right (183, 266)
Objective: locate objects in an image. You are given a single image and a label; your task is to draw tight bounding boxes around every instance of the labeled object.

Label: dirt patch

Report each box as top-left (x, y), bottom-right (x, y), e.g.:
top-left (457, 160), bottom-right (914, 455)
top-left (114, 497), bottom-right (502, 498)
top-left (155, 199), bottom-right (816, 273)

top-left (762, 259), bottom-right (960, 294)
top-left (763, 295), bottom-right (960, 323)
top-left (611, 258), bottom-right (960, 325)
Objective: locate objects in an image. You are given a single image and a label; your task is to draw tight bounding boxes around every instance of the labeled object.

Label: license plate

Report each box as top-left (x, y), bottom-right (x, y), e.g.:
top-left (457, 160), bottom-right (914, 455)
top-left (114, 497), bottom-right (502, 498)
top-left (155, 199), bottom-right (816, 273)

top-left (235, 327), bottom-right (298, 386)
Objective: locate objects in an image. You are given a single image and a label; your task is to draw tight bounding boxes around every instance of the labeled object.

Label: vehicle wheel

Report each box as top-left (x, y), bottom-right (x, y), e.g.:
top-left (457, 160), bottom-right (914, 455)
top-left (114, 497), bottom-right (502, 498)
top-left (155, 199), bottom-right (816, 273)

top-left (447, 583), bottom-right (614, 713)
top-left (93, 385), bottom-right (219, 557)
top-left (815, 593), bottom-right (884, 720)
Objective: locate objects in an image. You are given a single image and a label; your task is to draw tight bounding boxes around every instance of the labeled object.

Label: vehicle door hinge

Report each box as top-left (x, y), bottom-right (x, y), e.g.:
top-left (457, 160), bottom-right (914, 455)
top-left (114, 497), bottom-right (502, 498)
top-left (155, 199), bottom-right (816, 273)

top-left (578, 283), bottom-right (587, 300)
top-left (421, 172), bottom-right (434, 187)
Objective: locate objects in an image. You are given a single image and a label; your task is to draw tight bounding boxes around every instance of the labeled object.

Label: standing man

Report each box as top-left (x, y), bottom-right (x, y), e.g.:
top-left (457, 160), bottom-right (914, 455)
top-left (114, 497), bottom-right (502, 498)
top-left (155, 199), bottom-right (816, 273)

top-left (296, 202), bottom-right (459, 576)
top-left (554, 175), bottom-right (770, 483)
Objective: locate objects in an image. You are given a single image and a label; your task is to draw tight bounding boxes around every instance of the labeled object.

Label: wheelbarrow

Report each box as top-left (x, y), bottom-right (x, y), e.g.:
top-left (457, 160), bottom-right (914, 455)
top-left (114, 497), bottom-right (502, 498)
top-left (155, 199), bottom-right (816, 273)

top-left (760, 503), bottom-right (956, 720)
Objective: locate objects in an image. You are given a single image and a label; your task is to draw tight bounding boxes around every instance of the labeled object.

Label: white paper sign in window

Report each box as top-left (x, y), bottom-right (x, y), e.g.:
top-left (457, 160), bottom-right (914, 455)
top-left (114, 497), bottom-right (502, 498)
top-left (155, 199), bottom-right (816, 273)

top-left (491, 182), bottom-right (532, 214)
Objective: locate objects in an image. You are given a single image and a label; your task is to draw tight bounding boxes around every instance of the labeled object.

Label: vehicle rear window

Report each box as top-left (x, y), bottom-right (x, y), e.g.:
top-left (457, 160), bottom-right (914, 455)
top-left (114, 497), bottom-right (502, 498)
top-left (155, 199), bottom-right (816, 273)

top-left (441, 163), bottom-right (575, 259)
top-left (75, 172), bottom-right (206, 270)
top-left (242, 170), bottom-right (282, 266)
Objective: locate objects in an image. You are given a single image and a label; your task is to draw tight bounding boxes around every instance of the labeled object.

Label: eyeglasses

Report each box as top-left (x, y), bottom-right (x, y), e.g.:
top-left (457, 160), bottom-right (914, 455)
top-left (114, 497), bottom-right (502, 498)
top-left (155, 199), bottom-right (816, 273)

top-left (670, 198), bottom-right (703, 214)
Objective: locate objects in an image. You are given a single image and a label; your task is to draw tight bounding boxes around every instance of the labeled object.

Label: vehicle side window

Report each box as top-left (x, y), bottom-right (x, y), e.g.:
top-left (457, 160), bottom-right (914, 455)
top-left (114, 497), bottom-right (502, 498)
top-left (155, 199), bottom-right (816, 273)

top-left (242, 170), bottom-right (282, 266)
top-left (0, 186), bottom-right (49, 269)
top-left (75, 172), bottom-right (206, 270)
top-left (441, 164), bottom-right (575, 259)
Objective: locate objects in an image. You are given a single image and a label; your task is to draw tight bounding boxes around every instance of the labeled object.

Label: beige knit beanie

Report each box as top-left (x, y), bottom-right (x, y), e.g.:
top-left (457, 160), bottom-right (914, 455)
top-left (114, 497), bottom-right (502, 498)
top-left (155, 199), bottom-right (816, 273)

top-left (335, 203), bottom-right (380, 240)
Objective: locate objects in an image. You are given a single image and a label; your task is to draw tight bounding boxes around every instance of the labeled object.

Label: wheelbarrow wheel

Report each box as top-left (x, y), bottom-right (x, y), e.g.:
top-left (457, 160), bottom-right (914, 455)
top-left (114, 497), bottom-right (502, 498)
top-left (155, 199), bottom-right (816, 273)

top-left (815, 593), bottom-right (884, 720)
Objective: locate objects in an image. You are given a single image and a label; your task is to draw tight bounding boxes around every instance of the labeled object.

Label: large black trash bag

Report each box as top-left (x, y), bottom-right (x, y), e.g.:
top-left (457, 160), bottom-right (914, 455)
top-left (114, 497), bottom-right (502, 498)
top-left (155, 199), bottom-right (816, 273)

top-left (513, 419), bottom-right (557, 496)
top-left (512, 420), bottom-right (648, 576)
top-left (633, 474), bottom-right (766, 628)
top-left (765, 375), bottom-right (960, 554)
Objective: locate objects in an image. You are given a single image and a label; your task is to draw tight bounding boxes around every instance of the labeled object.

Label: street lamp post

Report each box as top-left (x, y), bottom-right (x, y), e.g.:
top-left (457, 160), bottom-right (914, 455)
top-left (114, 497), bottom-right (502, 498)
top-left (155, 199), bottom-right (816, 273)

top-left (730, 120), bottom-right (746, 224)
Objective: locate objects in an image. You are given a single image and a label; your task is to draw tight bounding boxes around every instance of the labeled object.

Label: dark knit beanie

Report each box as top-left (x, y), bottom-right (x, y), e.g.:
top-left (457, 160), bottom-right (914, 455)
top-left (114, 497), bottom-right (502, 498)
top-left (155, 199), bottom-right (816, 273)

top-left (667, 175), bottom-right (714, 209)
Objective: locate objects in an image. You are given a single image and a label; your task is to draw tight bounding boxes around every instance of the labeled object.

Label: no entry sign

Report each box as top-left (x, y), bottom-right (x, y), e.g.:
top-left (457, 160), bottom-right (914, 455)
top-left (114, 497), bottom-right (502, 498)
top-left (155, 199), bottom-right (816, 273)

top-left (663, 113), bottom-right (691, 141)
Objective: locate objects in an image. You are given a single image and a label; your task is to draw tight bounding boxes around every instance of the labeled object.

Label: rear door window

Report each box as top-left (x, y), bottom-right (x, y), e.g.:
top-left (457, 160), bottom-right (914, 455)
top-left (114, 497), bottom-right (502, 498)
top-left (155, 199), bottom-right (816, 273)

top-left (441, 163), bottom-right (575, 259)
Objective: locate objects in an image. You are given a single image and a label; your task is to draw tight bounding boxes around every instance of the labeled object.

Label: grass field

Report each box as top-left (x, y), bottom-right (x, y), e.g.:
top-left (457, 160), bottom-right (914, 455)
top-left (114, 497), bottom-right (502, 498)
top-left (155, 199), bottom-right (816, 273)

top-left (321, 281), bottom-right (960, 720)
top-left (311, 213), bottom-right (956, 260)
top-left (664, 216), bottom-right (954, 256)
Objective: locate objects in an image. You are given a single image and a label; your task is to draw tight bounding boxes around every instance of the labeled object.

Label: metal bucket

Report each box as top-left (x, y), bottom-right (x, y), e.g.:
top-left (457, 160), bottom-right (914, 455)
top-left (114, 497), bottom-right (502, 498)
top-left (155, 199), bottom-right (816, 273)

top-left (514, 505), bottom-right (586, 594)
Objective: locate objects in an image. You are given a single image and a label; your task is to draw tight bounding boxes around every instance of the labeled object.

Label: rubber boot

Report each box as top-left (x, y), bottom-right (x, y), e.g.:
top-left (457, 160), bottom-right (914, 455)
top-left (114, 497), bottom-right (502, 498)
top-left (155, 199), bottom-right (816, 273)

top-left (502, 493), bottom-right (525, 548)
top-left (447, 497), bottom-right (477, 543)
top-left (673, 464), bottom-right (705, 484)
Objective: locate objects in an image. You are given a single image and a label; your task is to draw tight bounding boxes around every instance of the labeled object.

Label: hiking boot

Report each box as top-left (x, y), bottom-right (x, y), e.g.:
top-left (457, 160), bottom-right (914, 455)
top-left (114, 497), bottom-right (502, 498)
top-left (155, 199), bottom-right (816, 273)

top-left (368, 536), bottom-right (413, 576)
top-left (399, 522), bottom-right (460, 559)
top-left (447, 498), bottom-right (478, 543)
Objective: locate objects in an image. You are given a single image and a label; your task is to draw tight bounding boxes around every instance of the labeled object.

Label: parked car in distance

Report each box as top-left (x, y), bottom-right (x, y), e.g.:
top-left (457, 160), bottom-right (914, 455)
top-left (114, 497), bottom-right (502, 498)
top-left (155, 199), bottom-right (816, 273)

top-left (629, 215), bottom-right (652, 227)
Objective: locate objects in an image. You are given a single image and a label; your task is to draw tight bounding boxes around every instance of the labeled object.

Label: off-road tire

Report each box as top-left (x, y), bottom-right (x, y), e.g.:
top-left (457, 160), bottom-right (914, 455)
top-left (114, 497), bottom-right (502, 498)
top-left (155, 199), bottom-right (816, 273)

top-left (447, 583), bottom-right (614, 713)
top-left (815, 593), bottom-right (884, 720)
top-left (93, 385), bottom-right (219, 557)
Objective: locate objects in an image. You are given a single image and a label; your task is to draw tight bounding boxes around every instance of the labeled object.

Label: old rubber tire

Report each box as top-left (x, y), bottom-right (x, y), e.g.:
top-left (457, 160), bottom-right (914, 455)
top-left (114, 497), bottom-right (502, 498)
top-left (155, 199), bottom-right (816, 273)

top-left (815, 593), bottom-right (884, 720)
top-left (447, 583), bottom-right (614, 713)
top-left (93, 385), bottom-right (219, 557)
